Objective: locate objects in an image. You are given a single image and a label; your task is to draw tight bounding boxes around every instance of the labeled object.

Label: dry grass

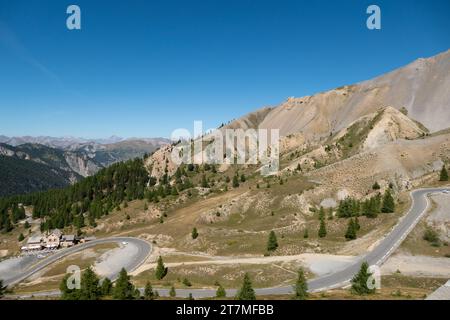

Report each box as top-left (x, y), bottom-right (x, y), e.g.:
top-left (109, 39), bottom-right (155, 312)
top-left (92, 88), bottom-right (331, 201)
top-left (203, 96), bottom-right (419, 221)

top-left (132, 261), bottom-right (309, 289)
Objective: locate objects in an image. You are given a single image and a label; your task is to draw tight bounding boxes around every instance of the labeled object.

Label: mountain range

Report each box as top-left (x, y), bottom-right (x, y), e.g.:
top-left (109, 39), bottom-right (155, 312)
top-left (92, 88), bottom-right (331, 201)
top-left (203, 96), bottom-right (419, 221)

top-left (0, 137), bottom-right (169, 197)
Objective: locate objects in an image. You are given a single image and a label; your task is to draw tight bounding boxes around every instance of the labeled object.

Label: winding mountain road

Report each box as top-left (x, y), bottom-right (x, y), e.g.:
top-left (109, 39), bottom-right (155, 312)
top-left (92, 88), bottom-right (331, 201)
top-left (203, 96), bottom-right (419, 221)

top-left (152, 187), bottom-right (450, 298)
top-left (7, 187), bottom-right (448, 299)
top-left (4, 237), bottom-right (151, 287)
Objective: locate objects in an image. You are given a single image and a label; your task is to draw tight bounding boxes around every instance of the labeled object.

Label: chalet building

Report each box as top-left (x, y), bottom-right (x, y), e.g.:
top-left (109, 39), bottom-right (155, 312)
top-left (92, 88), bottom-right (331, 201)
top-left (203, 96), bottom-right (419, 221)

top-left (45, 229), bottom-right (62, 249)
top-left (61, 234), bottom-right (76, 247)
top-left (21, 235), bottom-right (43, 251)
top-left (21, 230), bottom-right (87, 252)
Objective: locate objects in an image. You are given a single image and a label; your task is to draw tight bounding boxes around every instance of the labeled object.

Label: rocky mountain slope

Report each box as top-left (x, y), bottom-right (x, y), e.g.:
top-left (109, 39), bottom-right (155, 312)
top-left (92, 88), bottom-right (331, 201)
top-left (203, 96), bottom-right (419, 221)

top-left (227, 49), bottom-right (450, 138)
top-left (145, 49), bottom-right (450, 199)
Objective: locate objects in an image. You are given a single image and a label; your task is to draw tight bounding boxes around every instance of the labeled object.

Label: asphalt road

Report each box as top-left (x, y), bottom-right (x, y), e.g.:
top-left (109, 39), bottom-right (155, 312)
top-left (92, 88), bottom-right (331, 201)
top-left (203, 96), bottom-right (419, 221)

top-left (8, 187), bottom-right (448, 299)
top-left (155, 187), bottom-right (450, 298)
top-left (4, 237), bottom-right (151, 287)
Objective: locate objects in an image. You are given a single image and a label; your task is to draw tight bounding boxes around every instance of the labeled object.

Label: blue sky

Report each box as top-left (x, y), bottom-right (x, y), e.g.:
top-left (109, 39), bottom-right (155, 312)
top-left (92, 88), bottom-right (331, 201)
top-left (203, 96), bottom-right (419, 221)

top-left (0, 0), bottom-right (449, 139)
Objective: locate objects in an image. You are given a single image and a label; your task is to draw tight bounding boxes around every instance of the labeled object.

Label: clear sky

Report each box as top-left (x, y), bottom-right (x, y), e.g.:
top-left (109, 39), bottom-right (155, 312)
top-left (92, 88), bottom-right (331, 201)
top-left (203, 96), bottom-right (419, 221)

top-left (0, 0), bottom-right (449, 139)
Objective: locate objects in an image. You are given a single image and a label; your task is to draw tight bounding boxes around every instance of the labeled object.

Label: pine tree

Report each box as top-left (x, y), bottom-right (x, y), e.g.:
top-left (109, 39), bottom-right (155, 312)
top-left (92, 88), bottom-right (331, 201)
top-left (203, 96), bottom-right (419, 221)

top-left (318, 217), bottom-right (327, 238)
top-left (155, 256), bottom-right (167, 280)
top-left (351, 262), bottom-right (376, 295)
top-left (292, 268), bottom-right (308, 300)
top-left (381, 189), bottom-right (395, 213)
top-left (236, 273), bottom-right (256, 300)
top-left (79, 267), bottom-right (101, 300)
top-left (59, 274), bottom-right (79, 300)
top-left (169, 286), bottom-right (176, 298)
top-left (113, 268), bottom-right (136, 300)
top-left (18, 233), bottom-right (25, 241)
top-left (101, 278), bottom-right (113, 296)
top-left (182, 278), bottom-right (192, 287)
top-left (439, 165), bottom-right (449, 181)
top-left (267, 231), bottom-right (278, 251)
top-left (144, 281), bottom-right (155, 300)
top-left (318, 206), bottom-right (325, 220)
top-left (191, 227), bottom-right (199, 239)
top-left (216, 284), bottom-right (226, 298)
top-left (345, 219), bottom-right (357, 240)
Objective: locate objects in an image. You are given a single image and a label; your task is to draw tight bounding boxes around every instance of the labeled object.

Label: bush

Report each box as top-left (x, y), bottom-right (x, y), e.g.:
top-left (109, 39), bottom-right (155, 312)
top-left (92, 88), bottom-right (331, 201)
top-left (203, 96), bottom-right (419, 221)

top-left (182, 278), bottom-right (192, 287)
top-left (423, 227), bottom-right (439, 244)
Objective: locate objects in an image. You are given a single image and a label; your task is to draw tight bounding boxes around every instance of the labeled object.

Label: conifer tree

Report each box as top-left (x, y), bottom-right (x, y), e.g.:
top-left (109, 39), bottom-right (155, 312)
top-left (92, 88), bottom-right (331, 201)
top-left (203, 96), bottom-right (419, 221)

top-left (267, 230), bottom-right (279, 251)
top-left (144, 281), bottom-right (155, 300)
top-left (439, 165), bottom-right (448, 181)
top-left (169, 286), bottom-right (176, 298)
top-left (381, 189), bottom-right (395, 213)
top-left (318, 217), bottom-right (327, 238)
top-left (101, 278), bottom-right (113, 296)
top-left (351, 262), bottom-right (376, 295)
top-left (292, 268), bottom-right (308, 300)
top-left (59, 274), bottom-right (80, 300)
top-left (155, 256), bottom-right (167, 280)
top-left (318, 207), bottom-right (325, 220)
top-left (236, 273), bottom-right (256, 300)
top-left (345, 219), bottom-right (357, 240)
top-left (79, 267), bottom-right (101, 300)
top-left (216, 284), bottom-right (226, 298)
top-left (191, 227), bottom-right (199, 240)
top-left (113, 268), bottom-right (136, 300)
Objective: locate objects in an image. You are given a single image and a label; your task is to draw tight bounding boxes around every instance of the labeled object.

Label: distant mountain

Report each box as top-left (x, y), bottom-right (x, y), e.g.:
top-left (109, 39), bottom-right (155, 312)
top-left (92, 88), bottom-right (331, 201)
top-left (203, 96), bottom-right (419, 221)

top-left (0, 137), bottom-right (170, 197)
top-left (0, 135), bottom-right (168, 150)
top-left (0, 143), bottom-right (86, 197)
